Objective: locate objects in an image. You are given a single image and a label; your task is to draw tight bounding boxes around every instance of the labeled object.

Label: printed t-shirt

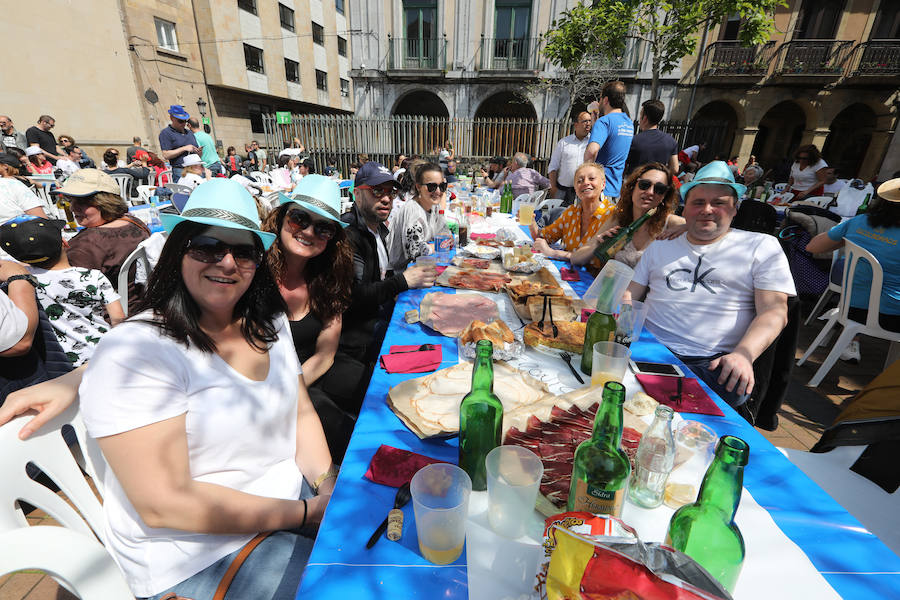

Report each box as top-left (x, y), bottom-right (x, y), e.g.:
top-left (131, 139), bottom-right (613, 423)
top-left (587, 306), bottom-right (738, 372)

top-left (827, 214), bottom-right (900, 314)
top-left (588, 112), bottom-right (634, 197)
top-left (633, 229), bottom-right (796, 357)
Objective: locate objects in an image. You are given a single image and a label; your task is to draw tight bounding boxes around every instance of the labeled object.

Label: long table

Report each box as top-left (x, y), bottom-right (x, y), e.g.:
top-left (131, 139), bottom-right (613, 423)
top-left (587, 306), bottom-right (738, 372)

top-left (297, 226), bottom-right (900, 599)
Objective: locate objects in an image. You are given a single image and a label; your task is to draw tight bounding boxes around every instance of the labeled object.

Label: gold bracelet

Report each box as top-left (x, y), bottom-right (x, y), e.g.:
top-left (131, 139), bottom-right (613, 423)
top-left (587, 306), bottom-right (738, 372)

top-left (312, 465), bottom-right (339, 494)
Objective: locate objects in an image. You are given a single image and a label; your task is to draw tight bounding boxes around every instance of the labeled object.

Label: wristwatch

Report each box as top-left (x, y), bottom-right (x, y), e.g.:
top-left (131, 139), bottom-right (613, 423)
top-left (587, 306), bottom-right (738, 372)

top-left (5, 274), bottom-right (38, 288)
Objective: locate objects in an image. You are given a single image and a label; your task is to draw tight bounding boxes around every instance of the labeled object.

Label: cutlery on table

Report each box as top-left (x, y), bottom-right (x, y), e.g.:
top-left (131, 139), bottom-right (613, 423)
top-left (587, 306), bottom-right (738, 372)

top-left (559, 352), bottom-right (584, 384)
top-left (538, 295), bottom-right (548, 331)
top-left (366, 481), bottom-right (412, 549)
top-left (548, 297), bottom-right (559, 338)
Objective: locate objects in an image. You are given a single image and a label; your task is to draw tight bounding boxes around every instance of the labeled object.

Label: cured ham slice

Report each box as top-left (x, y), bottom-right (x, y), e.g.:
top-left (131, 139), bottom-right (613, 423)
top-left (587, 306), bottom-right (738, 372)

top-left (418, 292), bottom-right (499, 337)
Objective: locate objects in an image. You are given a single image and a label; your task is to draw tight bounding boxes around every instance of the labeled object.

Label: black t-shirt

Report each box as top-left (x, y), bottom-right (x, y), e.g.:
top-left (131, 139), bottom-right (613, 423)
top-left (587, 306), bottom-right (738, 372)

top-left (625, 129), bottom-right (677, 175)
top-left (25, 126), bottom-right (58, 164)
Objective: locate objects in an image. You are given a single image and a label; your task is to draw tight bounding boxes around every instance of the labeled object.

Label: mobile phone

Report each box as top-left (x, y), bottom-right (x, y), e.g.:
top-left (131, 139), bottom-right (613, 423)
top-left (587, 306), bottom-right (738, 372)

top-left (629, 360), bottom-right (684, 377)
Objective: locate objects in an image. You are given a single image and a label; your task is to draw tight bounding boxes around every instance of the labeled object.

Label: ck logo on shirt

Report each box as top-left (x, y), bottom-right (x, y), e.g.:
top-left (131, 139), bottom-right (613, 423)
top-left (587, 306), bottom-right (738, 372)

top-left (665, 256), bottom-right (721, 293)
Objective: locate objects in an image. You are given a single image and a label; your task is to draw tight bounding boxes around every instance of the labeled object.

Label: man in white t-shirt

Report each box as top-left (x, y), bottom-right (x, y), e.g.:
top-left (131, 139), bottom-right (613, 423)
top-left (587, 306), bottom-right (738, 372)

top-left (624, 161), bottom-right (796, 410)
top-left (0, 153), bottom-right (46, 223)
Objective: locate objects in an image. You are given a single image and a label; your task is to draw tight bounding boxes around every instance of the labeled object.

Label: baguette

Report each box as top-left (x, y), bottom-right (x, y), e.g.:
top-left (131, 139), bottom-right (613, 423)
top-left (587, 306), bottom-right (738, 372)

top-left (523, 321), bottom-right (586, 354)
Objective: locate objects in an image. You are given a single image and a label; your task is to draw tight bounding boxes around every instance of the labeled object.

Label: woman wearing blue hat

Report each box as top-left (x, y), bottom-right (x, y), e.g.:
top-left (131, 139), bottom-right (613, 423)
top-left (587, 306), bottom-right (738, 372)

top-left (266, 175), bottom-right (358, 461)
top-left (73, 178), bottom-right (334, 599)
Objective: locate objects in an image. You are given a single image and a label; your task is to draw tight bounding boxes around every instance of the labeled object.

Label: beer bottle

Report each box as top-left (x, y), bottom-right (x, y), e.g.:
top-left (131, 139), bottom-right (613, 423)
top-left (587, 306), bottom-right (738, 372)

top-left (856, 192), bottom-right (871, 215)
top-left (592, 207), bottom-right (657, 267)
top-left (567, 381), bottom-right (630, 515)
top-left (665, 436), bottom-right (749, 593)
top-left (458, 340), bottom-right (503, 491)
top-left (580, 270), bottom-right (619, 374)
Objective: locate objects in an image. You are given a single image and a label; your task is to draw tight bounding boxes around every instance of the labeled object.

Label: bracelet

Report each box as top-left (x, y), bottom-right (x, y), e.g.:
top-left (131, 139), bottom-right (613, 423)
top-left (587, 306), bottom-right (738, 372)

top-left (312, 464), bottom-right (339, 494)
top-left (300, 499), bottom-right (307, 529)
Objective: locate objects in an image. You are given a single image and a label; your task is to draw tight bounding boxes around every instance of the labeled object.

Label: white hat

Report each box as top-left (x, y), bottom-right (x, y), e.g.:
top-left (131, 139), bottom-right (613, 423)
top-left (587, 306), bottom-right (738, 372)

top-left (25, 146), bottom-right (43, 157)
top-left (181, 154), bottom-right (203, 167)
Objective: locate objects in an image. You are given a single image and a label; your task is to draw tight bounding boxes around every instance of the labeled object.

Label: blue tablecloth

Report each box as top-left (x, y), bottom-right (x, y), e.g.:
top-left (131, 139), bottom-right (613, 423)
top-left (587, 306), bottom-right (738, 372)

top-left (297, 258), bottom-right (900, 599)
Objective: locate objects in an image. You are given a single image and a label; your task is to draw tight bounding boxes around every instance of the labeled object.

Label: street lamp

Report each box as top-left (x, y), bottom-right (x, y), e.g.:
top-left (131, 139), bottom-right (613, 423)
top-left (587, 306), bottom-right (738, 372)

top-left (196, 97), bottom-right (208, 118)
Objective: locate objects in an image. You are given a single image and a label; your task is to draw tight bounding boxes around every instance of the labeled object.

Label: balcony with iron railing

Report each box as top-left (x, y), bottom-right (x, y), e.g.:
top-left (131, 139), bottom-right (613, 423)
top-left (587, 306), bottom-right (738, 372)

top-left (387, 35), bottom-right (447, 72)
top-left (773, 40), bottom-right (853, 77)
top-left (844, 39), bottom-right (900, 83)
top-left (479, 36), bottom-right (543, 72)
top-left (700, 41), bottom-right (776, 80)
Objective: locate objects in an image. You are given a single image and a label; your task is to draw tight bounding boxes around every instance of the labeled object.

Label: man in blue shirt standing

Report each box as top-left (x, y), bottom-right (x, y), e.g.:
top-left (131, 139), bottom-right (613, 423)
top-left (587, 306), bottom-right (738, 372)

top-left (158, 105), bottom-right (200, 180)
top-left (584, 81), bottom-right (633, 200)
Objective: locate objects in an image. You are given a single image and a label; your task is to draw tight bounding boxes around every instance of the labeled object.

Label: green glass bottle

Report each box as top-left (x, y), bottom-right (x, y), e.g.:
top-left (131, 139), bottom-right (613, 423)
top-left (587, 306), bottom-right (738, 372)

top-left (580, 270), bottom-right (620, 375)
top-left (566, 381), bottom-right (630, 515)
top-left (665, 435), bottom-right (749, 593)
top-left (501, 182), bottom-right (513, 214)
top-left (592, 207), bottom-right (657, 267)
top-left (856, 192), bottom-right (872, 215)
top-left (458, 340), bottom-right (504, 491)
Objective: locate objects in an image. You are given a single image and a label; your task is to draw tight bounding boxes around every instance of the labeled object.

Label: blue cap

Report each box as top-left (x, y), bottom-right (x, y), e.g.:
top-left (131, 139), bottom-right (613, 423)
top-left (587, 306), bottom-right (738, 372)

top-left (167, 105), bottom-right (190, 120)
top-left (679, 160), bottom-right (747, 201)
top-left (354, 161), bottom-right (398, 188)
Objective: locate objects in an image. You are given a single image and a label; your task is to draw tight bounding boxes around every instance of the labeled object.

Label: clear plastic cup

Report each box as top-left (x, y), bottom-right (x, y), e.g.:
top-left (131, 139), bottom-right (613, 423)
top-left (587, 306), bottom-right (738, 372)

top-left (411, 463), bottom-right (472, 564)
top-left (615, 299), bottom-right (648, 347)
top-left (591, 341), bottom-right (631, 389)
top-left (664, 420), bottom-right (719, 509)
top-left (485, 446), bottom-right (544, 538)
top-left (582, 260), bottom-right (634, 311)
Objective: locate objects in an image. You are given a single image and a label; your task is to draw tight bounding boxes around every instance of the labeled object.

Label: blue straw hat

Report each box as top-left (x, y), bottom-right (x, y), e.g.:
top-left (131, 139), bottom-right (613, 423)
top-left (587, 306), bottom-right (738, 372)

top-left (278, 174), bottom-right (349, 228)
top-left (160, 178), bottom-right (276, 249)
top-left (679, 160), bottom-right (747, 201)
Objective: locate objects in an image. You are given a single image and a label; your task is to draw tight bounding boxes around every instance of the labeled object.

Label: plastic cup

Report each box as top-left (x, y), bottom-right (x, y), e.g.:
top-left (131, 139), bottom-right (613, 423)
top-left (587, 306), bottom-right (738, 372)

top-left (591, 341), bottom-right (631, 388)
top-left (615, 300), bottom-right (648, 347)
top-left (581, 260), bottom-right (634, 311)
top-left (485, 446), bottom-right (544, 538)
top-left (411, 463), bottom-right (471, 565)
top-left (665, 420), bottom-right (718, 509)
top-left (517, 203), bottom-right (535, 225)
top-left (415, 254), bottom-right (437, 274)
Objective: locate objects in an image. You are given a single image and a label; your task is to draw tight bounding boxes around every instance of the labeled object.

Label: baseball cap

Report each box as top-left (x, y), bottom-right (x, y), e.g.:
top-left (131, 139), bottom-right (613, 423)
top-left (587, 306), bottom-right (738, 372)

top-left (0, 215), bottom-right (66, 265)
top-left (53, 168), bottom-right (121, 197)
top-left (0, 153), bottom-right (21, 169)
top-left (168, 105), bottom-right (190, 120)
top-left (354, 161), bottom-right (398, 188)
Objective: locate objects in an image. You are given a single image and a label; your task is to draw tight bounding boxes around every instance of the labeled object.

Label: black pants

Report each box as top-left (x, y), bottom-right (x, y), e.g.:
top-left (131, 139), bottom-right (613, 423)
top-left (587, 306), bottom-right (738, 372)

top-left (847, 307), bottom-right (900, 332)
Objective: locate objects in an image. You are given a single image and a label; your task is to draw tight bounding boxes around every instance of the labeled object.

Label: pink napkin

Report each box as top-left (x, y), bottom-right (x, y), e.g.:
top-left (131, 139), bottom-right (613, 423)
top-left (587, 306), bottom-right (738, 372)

top-left (379, 344), bottom-right (442, 374)
top-left (364, 445), bottom-right (448, 487)
top-left (560, 267), bottom-right (581, 281)
top-left (634, 374), bottom-right (725, 416)
top-left (470, 232), bottom-right (496, 240)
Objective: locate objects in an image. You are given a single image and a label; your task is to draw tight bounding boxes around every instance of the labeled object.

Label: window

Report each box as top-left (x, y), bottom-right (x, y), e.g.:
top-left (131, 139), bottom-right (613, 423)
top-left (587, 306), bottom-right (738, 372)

top-left (872, 2), bottom-right (900, 39)
top-left (719, 13), bottom-right (741, 41)
top-left (795, 0), bottom-right (844, 39)
top-left (279, 3), bottom-right (295, 32)
top-left (285, 58), bottom-right (300, 83)
top-left (337, 36), bottom-right (348, 57)
top-left (312, 22), bottom-right (325, 46)
top-left (244, 44), bottom-right (265, 73)
top-left (316, 69), bottom-right (328, 91)
top-left (335, 0), bottom-right (345, 14)
top-left (340, 78), bottom-right (350, 97)
top-left (155, 18), bottom-right (178, 51)
top-left (237, 0), bottom-right (256, 15)
top-left (404, 0), bottom-right (437, 41)
top-left (494, 0), bottom-right (531, 41)
top-left (248, 102), bottom-right (272, 134)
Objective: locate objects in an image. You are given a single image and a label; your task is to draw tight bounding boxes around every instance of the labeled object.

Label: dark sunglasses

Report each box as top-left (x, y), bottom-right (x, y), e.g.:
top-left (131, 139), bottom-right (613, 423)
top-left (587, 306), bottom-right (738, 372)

top-left (185, 236), bottom-right (262, 269)
top-left (423, 182), bottom-right (448, 193)
top-left (637, 179), bottom-right (670, 196)
top-left (356, 184), bottom-right (397, 199)
top-left (286, 209), bottom-right (338, 240)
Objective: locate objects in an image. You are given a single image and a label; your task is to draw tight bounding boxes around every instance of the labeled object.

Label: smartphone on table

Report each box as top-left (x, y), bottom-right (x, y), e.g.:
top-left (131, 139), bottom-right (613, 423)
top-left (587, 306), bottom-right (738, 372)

top-left (629, 360), bottom-right (684, 377)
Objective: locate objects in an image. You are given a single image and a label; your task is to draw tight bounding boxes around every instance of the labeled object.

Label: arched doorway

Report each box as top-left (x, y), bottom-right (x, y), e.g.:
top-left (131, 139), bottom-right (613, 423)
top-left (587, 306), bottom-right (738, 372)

top-left (473, 92), bottom-right (537, 159)
top-left (392, 90), bottom-right (449, 117)
top-left (823, 104), bottom-right (876, 179)
top-left (392, 90), bottom-right (449, 158)
top-left (689, 101), bottom-right (738, 163)
top-left (751, 101), bottom-right (806, 175)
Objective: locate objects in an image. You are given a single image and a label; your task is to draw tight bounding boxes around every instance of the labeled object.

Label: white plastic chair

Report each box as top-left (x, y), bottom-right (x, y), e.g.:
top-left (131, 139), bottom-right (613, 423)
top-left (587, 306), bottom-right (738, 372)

top-left (164, 182), bottom-right (193, 196)
top-left (117, 245), bottom-right (150, 316)
top-left (250, 171), bottom-right (272, 185)
top-left (156, 168), bottom-right (172, 186)
top-left (536, 197), bottom-right (563, 213)
top-left (804, 249), bottom-right (843, 326)
top-left (0, 403), bottom-right (106, 543)
top-left (797, 239), bottom-right (900, 386)
top-left (135, 184), bottom-right (155, 205)
top-left (31, 183), bottom-right (61, 219)
top-left (0, 527), bottom-right (133, 599)
top-left (530, 189), bottom-right (548, 205)
top-left (109, 173), bottom-right (132, 201)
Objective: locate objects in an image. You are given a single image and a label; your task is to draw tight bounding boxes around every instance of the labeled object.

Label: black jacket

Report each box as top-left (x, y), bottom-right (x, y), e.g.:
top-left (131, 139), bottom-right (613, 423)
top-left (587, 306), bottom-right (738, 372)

top-left (339, 203), bottom-right (408, 360)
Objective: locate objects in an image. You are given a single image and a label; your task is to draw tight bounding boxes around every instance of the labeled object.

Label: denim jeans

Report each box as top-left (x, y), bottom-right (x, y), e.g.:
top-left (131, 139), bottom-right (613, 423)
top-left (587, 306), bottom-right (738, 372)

top-left (673, 351), bottom-right (751, 408)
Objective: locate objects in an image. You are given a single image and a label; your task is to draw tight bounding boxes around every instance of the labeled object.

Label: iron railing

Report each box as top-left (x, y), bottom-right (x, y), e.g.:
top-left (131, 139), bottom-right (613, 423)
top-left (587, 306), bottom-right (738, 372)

top-left (479, 37), bottom-right (543, 71)
top-left (701, 41), bottom-right (776, 76)
top-left (387, 36), bottom-right (447, 71)
top-left (845, 39), bottom-right (900, 76)
top-left (774, 40), bottom-right (853, 75)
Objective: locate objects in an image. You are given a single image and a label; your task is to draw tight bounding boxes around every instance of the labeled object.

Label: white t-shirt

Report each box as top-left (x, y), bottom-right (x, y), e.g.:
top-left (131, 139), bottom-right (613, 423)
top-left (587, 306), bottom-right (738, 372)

top-left (79, 313), bottom-right (304, 597)
top-left (0, 289), bottom-right (28, 352)
top-left (633, 229), bottom-right (796, 357)
top-left (56, 159), bottom-right (80, 178)
top-left (790, 158), bottom-right (828, 191)
top-left (0, 177), bottom-right (43, 223)
top-left (177, 173), bottom-right (206, 191)
top-left (548, 133), bottom-right (591, 187)
top-left (823, 179), bottom-right (848, 196)
top-left (682, 145), bottom-right (700, 160)
top-left (31, 266), bottom-right (119, 367)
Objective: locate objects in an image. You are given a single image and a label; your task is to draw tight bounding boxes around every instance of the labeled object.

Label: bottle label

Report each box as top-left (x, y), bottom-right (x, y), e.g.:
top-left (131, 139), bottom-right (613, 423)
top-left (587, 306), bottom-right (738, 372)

top-left (571, 480), bottom-right (625, 516)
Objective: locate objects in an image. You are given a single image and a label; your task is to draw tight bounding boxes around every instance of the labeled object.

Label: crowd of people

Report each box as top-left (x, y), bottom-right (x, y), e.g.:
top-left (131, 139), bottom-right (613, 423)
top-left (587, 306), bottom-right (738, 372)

top-left (0, 91), bottom-right (897, 600)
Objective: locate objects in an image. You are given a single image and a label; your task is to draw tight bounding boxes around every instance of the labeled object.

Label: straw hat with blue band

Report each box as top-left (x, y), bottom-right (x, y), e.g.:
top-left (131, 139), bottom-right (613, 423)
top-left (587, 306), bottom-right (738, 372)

top-left (160, 178), bottom-right (277, 249)
top-left (278, 174), bottom-right (349, 228)
top-left (679, 160), bottom-right (747, 201)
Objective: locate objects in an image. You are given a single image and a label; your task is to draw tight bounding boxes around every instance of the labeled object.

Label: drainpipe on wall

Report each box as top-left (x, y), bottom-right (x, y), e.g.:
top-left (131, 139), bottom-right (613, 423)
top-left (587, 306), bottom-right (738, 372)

top-left (683, 21), bottom-right (710, 146)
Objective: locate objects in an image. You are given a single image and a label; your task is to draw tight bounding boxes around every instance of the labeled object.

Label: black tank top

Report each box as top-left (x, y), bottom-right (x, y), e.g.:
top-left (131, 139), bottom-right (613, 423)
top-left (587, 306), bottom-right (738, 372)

top-left (289, 312), bottom-right (323, 364)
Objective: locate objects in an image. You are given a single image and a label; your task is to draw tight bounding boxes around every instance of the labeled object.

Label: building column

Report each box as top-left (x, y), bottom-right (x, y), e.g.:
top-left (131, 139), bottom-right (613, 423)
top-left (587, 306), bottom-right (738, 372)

top-left (735, 127), bottom-right (759, 164)
top-left (801, 127), bottom-right (830, 149)
top-left (862, 130), bottom-right (893, 181)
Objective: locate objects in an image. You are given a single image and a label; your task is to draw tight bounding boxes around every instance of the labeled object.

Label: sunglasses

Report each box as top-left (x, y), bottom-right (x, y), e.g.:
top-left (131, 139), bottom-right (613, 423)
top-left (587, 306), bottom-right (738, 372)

top-left (637, 179), bottom-right (670, 196)
top-left (286, 209), bottom-right (338, 240)
top-left (422, 182), bottom-right (448, 193)
top-left (357, 184), bottom-right (397, 199)
top-left (185, 236), bottom-right (262, 269)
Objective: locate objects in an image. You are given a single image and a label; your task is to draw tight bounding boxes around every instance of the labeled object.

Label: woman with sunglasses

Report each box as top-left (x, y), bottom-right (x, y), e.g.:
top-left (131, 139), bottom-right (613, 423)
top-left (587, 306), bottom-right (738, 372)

top-left (264, 175), bottom-right (357, 461)
top-left (387, 162), bottom-right (450, 272)
top-left (788, 144), bottom-right (828, 201)
top-left (72, 178), bottom-right (334, 600)
top-left (571, 162), bottom-right (684, 269)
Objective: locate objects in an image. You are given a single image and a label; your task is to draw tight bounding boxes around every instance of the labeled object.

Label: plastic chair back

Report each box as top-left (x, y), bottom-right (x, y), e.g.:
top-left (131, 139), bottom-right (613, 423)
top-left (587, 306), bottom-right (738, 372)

top-left (156, 169), bottom-right (172, 186)
top-left (135, 184), bottom-right (154, 205)
top-left (117, 245), bottom-right (150, 316)
top-left (838, 239), bottom-right (891, 335)
top-left (250, 171), bottom-right (272, 185)
top-left (109, 174), bottom-right (132, 201)
top-left (164, 182), bottom-right (193, 196)
top-left (0, 527), bottom-right (132, 599)
top-left (0, 403), bottom-right (106, 543)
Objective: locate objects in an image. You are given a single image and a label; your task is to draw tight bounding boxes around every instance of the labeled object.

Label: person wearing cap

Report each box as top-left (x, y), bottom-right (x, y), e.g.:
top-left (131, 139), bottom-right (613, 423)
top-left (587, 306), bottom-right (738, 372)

top-left (25, 146), bottom-right (53, 175)
top-left (158, 105), bottom-right (200, 179)
top-left (263, 175), bottom-right (357, 460)
top-left (806, 178), bottom-right (900, 362)
top-left (341, 161), bottom-right (435, 365)
top-left (623, 160), bottom-right (796, 411)
top-left (176, 153), bottom-right (211, 191)
top-left (55, 169), bottom-right (150, 303)
top-left (0, 153), bottom-right (46, 227)
top-left (25, 115), bottom-right (63, 164)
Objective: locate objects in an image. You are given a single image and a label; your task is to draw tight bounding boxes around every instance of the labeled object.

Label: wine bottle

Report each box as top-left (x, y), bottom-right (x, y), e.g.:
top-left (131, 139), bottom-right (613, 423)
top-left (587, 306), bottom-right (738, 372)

top-left (665, 435), bottom-right (749, 593)
top-left (580, 269), bottom-right (620, 374)
top-left (592, 207), bottom-right (657, 265)
top-left (458, 340), bottom-right (503, 491)
top-left (567, 381), bottom-right (630, 515)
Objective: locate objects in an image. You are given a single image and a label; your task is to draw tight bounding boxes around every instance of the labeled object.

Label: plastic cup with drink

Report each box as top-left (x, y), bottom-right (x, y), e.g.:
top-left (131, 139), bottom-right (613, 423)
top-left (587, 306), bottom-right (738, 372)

top-left (411, 463), bottom-right (471, 565)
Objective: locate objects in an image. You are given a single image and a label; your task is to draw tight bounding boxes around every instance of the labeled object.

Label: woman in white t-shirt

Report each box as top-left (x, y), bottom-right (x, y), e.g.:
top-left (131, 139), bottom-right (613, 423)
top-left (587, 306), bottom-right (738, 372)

top-left (176, 153), bottom-right (211, 191)
top-left (75, 179), bottom-right (334, 599)
top-left (788, 144), bottom-right (828, 200)
top-left (387, 162), bottom-right (450, 271)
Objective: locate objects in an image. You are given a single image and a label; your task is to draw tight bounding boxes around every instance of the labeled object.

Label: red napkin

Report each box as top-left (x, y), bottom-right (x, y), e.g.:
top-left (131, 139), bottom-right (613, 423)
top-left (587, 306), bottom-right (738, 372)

top-left (379, 344), bottom-right (442, 374)
top-left (634, 374), bottom-right (725, 416)
top-left (435, 265), bottom-right (447, 276)
top-left (470, 232), bottom-right (496, 240)
top-left (560, 267), bottom-right (581, 281)
top-left (364, 444), bottom-right (448, 487)
top-left (580, 308), bottom-right (596, 322)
